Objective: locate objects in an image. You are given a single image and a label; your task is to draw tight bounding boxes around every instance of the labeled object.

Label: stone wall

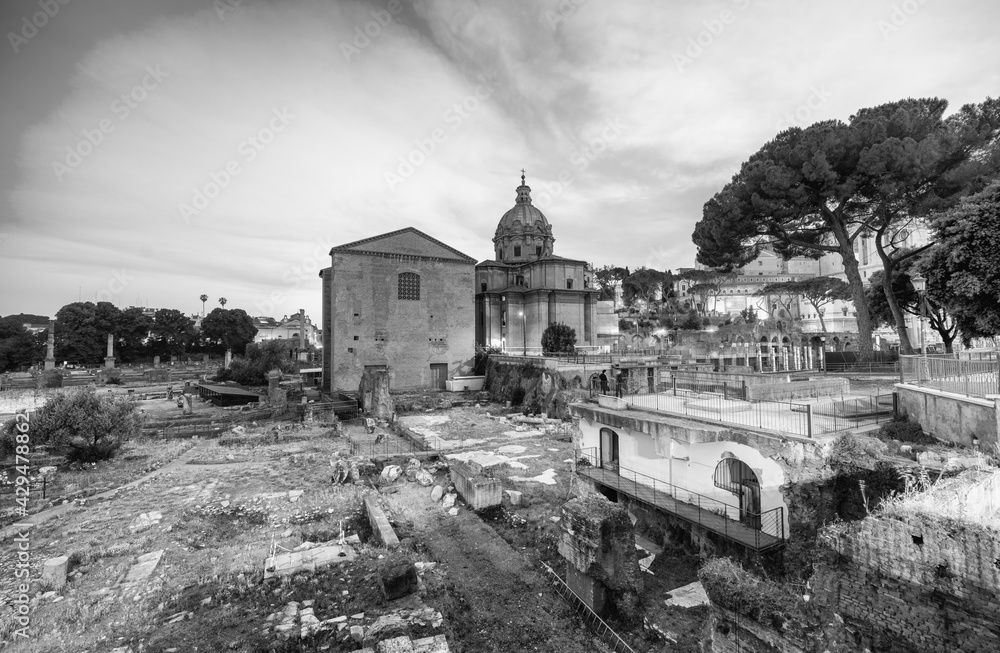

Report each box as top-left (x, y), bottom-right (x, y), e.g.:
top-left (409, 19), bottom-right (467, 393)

top-left (744, 378), bottom-right (849, 402)
top-left (449, 461), bottom-right (502, 511)
top-left (895, 384), bottom-right (997, 447)
top-left (812, 513), bottom-right (1000, 653)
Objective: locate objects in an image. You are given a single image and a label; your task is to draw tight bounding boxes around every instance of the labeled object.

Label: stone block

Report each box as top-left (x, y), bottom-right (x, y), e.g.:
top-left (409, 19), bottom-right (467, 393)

top-left (123, 550), bottom-right (164, 584)
top-left (42, 555), bottom-right (69, 589)
top-left (377, 637), bottom-right (415, 653)
top-left (505, 490), bottom-right (522, 506)
top-left (566, 563), bottom-right (605, 615)
top-left (364, 494), bottom-right (400, 548)
top-left (380, 562), bottom-right (419, 601)
top-left (412, 634), bottom-right (450, 652)
top-left (449, 461), bottom-right (502, 511)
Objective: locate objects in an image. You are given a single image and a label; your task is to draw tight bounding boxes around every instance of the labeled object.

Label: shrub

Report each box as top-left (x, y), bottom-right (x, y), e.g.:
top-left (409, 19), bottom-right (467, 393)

top-left (510, 387), bottom-right (527, 406)
top-left (20, 387), bottom-right (141, 462)
top-left (541, 323), bottom-right (577, 354)
top-left (877, 416), bottom-right (935, 444)
top-left (699, 558), bottom-right (800, 630)
top-left (215, 340), bottom-right (298, 386)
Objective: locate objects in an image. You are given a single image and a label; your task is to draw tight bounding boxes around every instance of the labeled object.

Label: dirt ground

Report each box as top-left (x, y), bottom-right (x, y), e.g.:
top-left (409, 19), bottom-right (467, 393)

top-left (0, 399), bottom-right (709, 652)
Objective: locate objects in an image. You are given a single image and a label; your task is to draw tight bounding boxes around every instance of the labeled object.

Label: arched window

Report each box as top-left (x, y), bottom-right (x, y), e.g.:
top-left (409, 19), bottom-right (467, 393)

top-left (398, 272), bottom-right (420, 300)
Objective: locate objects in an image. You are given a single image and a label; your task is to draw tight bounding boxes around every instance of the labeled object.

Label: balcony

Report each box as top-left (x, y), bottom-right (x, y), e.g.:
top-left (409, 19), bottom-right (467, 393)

top-left (575, 448), bottom-right (785, 552)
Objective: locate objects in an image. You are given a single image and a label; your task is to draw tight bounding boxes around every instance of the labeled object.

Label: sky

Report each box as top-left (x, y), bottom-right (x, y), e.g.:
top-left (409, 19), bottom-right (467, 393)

top-left (1, 0), bottom-right (998, 323)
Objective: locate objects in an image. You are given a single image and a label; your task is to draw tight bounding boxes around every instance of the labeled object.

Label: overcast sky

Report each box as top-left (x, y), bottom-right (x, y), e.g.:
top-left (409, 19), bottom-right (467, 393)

top-left (1, 0), bottom-right (997, 322)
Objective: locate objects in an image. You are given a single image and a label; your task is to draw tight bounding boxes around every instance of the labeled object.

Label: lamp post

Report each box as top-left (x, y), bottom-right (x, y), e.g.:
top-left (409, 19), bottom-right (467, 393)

top-left (911, 273), bottom-right (927, 355)
top-left (519, 309), bottom-right (526, 356)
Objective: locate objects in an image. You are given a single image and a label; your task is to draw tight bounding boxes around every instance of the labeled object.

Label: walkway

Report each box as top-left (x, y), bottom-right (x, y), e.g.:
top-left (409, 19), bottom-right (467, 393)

top-left (0, 440), bottom-right (210, 542)
top-left (578, 466), bottom-right (784, 552)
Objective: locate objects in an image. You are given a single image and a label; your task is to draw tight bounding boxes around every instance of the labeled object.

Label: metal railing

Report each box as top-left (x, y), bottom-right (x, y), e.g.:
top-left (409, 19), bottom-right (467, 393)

top-left (576, 448), bottom-right (785, 551)
top-left (900, 354), bottom-right (999, 398)
top-left (539, 561), bottom-right (636, 653)
top-left (350, 431), bottom-right (430, 457)
top-left (824, 360), bottom-right (900, 375)
top-left (807, 393), bottom-right (894, 432)
top-left (615, 386), bottom-right (815, 437)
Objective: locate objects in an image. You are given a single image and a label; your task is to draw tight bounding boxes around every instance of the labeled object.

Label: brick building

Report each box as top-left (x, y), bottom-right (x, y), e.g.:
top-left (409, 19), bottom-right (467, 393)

top-left (319, 228), bottom-right (476, 392)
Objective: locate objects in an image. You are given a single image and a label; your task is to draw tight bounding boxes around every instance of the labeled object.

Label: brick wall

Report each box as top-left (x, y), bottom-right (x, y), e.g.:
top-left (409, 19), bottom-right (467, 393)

top-left (813, 514), bottom-right (1000, 652)
top-left (327, 252), bottom-right (474, 392)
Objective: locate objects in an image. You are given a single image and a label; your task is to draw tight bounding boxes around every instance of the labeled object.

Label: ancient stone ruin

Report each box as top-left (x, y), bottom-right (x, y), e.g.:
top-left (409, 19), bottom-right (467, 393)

top-left (557, 494), bottom-right (643, 623)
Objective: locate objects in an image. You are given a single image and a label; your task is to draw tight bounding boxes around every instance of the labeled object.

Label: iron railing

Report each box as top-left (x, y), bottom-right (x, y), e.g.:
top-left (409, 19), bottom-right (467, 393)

top-left (806, 393), bottom-right (895, 432)
top-left (824, 361), bottom-right (900, 375)
top-left (350, 431), bottom-right (430, 457)
top-left (614, 387), bottom-right (815, 437)
top-left (539, 561), bottom-right (637, 653)
top-left (900, 354), bottom-right (999, 398)
top-left (576, 448), bottom-right (785, 551)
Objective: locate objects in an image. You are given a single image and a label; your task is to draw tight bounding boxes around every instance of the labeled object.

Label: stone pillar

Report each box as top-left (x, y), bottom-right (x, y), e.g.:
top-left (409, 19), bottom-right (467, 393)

top-left (299, 308), bottom-right (307, 350)
top-left (793, 347), bottom-right (801, 371)
top-left (769, 348), bottom-right (776, 372)
top-left (181, 394), bottom-right (193, 415)
top-left (806, 346), bottom-right (813, 370)
top-left (557, 495), bottom-right (642, 623)
top-left (44, 320), bottom-right (56, 371)
top-left (224, 349), bottom-right (232, 369)
top-left (153, 355), bottom-right (160, 368)
top-left (781, 347), bottom-right (789, 371)
top-left (755, 345), bottom-right (763, 372)
top-left (42, 555), bottom-right (69, 589)
top-left (203, 353), bottom-right (211, 365)
top-left (104, 333), bottom-right (115, 369)
top-left (267, 369), bottom-right (287, 408)
top-left (359, 368), bottom-right (394, 419)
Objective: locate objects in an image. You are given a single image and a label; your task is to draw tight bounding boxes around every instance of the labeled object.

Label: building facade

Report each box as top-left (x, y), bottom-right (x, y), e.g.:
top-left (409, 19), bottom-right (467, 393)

top-left (252, 311), bottom-right (319, 346)
top-left (476, 174), bottom-right (603, 354)
top-left (320, 228), bottom-right (476, 393)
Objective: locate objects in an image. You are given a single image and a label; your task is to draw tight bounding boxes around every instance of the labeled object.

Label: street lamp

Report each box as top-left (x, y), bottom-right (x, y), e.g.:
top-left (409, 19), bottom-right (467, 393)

top-left (518, 309), bottom-right (526, 356)
top-left (911, 273), bottom-right (927, 355)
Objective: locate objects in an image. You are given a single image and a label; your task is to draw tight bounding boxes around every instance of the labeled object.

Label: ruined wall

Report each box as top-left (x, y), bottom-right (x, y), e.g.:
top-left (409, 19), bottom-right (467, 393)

top-left (895, 384), bottom-right (997, 447)
top-left (482, 359), bottom-right (588, 419)
top-left (813, 514), bottom-right (1000, 653)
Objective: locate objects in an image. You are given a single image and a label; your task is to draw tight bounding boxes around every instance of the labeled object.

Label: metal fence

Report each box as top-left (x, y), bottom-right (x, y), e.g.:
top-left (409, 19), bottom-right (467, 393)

top-left (824, 361), bottom-right (900, 375)
top-left (539, 561), bottom-right (637, 653)
top-left (900, 354), bottom-right (999, 398)
top-left (577, 448), bottom-right (785, 551)
top-left (602, 385), bottom-right (893, 437)
top-left (349, 431), bottom-right (430, 457)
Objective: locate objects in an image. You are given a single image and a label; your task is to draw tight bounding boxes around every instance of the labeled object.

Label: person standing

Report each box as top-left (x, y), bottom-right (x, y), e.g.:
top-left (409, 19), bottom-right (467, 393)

top-left (599, 370), bottom-right (609, 394)
top-left (615, 370), bottom-right (625, 397)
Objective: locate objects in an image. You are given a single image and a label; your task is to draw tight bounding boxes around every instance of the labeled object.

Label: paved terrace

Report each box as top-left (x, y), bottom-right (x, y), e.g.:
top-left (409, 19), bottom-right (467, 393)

top-left (611, 389), bottom-right (892, 438)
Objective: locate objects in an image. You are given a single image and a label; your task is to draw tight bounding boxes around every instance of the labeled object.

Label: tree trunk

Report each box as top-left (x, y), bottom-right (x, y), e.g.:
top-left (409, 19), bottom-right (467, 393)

top-left (874, 231), bottom-right (916, 354)
top-left (830, 218), bottom-right (874, 360)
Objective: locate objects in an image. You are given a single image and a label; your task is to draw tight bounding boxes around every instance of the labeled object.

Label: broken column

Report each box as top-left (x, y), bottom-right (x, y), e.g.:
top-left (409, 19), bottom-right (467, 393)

top-left (41, 555), bottom-right (69, 589)
top-left (224, 348), bottom-right (232, 369)
top-left (44, 320), bottom-right (56, 371)
top-left (557, 494), bottom-right (642, 623)
top-left (104, 333), bottom-right (115, 369)
top-left (359, 367), bottom-right (394, 420)
top-left (268, 368), bottom-right (287, 408)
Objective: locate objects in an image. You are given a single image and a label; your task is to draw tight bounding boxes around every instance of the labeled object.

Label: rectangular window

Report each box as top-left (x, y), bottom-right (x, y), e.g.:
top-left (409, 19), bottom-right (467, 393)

top-left (480, 282), bottom-right (487, 292)
top-left (536, 246), bottom-right (542, 256)
top-left (398, 272), bottom-right (420, 300)
top-left (566, 279), bottom-right (574, 289)
top-left (514, 245), bottom-right (521, 257)
top-left (353, 335), bottom-right (359, 340)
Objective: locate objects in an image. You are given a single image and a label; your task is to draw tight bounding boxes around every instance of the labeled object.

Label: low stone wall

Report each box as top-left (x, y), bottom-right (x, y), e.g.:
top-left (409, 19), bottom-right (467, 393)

top-left (448, 461), bottom-right (501, 511)
top-left (672, 370), bottom-right (791, 388)
top-left (745, 378), bottom-right (848, 402)
top-left (362, 494), bottom-right (400, 548)
top-left (895, 383), bottom-right (997, 447)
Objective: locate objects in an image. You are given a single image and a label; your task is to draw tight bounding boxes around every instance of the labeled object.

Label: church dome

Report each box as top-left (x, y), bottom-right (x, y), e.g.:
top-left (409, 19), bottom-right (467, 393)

top-left (493, 172), bottom-right (555, 263)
